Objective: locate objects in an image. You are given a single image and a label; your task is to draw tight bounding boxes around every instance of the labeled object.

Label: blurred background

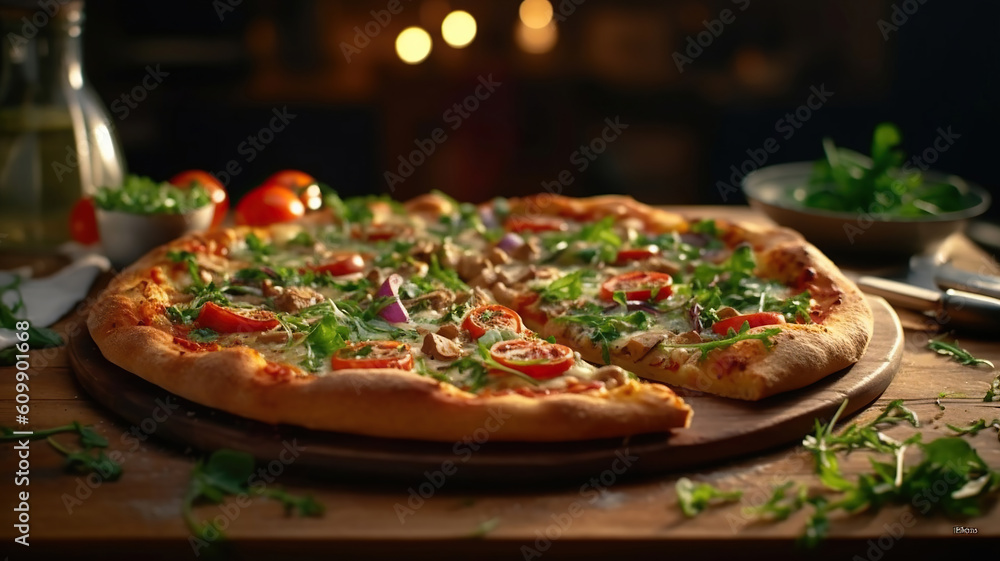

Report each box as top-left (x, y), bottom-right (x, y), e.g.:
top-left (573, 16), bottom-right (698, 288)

top-left (77, 0), bottom-right (998, 217)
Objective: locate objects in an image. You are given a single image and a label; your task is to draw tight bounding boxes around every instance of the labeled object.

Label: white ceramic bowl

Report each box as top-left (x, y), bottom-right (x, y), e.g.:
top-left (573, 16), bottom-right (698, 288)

top-left (97, 204), bottom-right (214, 269)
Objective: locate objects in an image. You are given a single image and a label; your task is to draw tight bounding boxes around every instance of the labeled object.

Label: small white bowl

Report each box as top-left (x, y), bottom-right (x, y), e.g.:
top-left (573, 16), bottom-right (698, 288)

top-left (97, 204), bottom-right (214, 269)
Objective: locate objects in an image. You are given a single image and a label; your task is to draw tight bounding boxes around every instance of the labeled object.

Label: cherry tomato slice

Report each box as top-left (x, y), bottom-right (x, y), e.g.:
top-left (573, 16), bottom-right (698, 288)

top-left (262, 170), bottom-right (322, 212)
top-left (69, 197), bottom-right (99, 245)
top-left (489, 339), bottom-right (574, 379)
top-left (307, 253), bottom-right (365, 276)
top-left (711, 312), bottom-right (786, 336)
top-left (197, 301), bottom-right (280, 333)
top-left (330, 341), bottom-right (414, 370)
top-left (504, 215), bottom-right (566, 233)
top-left (614, 245), bottom-right (659, 265)
top-left (462, 305), bottom-right (523, 339)
top-left (599, 271), bottom-right (673, 302)
top-left (235, 185), bottom-right (305, 227)
top-left (169, 170), bottom-right (229, 229)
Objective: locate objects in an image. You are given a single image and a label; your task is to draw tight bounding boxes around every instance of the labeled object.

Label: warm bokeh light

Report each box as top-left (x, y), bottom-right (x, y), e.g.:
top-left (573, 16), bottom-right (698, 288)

top-left (515, 20), bottom-right (557, 54)
top-left (518, 0), bottom-right (553, 30)
top-left (395, 27), bottom-right (432, 64)
top-left (441, 10), bottom-right (476, 48)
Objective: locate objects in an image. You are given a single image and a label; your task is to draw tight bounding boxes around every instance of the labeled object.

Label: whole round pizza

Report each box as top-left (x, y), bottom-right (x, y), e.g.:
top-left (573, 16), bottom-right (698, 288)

top-left (87, 193), bottom-right (873, 441)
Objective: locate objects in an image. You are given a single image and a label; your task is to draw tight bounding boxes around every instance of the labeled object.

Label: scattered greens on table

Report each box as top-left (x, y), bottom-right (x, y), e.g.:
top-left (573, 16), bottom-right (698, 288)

top-left (927, 337), bottom-right (995, 369)
top-left (1, 422), bottom-right (121, 480)
top-left (677, 399), bottom-right (1000, 547)
top-left (798, 123), bottom-right (977, 216)
top-left (0, 277), bottom-right (64, 365)
top-left (94, 174), bottom-right (211, 214)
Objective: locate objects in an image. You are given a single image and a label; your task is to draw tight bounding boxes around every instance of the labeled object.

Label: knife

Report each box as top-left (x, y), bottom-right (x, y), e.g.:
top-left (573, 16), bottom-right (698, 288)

top-left (934, 263), bottom-right (1000, 301)
top-left (856, 276), bottom-right (1000, 330)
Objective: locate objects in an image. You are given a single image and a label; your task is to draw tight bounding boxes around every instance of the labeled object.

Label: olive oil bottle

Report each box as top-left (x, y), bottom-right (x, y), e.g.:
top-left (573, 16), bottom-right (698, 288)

top-left (0, 1), bottom-right (125, 251)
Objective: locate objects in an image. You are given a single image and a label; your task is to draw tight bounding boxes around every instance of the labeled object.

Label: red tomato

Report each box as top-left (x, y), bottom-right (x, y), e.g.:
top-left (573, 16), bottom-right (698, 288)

top-left (711, 312), bottom-right (786, 336)
top-left (169, 170), bottom-right (229, 229)
top-left (489, 339), bottom-right (574, 379)
top-left (307, 253), bottom-right (365, 276)
top-left (69, 197), bottom-right (99, 245)
top-left (614, 245), bottom-right (659, 265)
top-left (462, 305), bottom-right (524, 339)
top-left (600, 271), bottom-right (674, 302)
top-left (197, 302), bottom-right (280, 333)
top-left (330, 341), bottom-right (414, 371)
top-left (235, 185), bottom-right (305, 226)
top-left (263, 170), bottom-right (322, 211)
top-left (505, 215), bottom-right (566, 233)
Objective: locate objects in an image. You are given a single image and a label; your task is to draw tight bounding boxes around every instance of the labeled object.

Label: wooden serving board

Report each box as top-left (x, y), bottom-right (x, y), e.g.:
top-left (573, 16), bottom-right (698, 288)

top-left (68, 296), bottom-right (902, 484)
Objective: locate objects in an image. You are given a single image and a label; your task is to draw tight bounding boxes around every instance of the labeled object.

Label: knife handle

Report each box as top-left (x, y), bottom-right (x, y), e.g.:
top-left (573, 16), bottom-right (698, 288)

top-left (935, 264), bottom-right (1000, 300)
top-left (941, 289), bottom-right (1000, 331)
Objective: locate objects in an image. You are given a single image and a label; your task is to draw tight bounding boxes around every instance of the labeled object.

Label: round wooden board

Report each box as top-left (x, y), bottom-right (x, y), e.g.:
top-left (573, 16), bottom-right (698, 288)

top-left (69, 296), bottom-right (902, 484)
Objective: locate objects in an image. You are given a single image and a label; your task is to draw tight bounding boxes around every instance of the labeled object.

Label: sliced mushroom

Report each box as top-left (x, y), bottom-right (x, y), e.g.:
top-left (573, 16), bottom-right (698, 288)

top-left (644, 256), bottom-right (681, 275)
top-left (623, 332), bottom-right (665, 360)
top-left (594, 365), bottom-right (630, 388)
top-left (401, 289), bottom-right (454, 310)
top-left (496, 263), bottom-right (532, 286)
top-left (716, 307), bottom-right (740, 320)
top-left (512, 237), bottom-right (542, 261)
top-left (273, 286), bottom-right (325, 313)
top-left (487, 247), bottom-right (510, 265)
top-left (457, 253), bottom-right (489, 281)
top-left (469, 266), bottom-right (498, 288)
top-left (436, 323), bottom-right (462, 340)
top-left (421, 332), bottom-right (462, 361)
top-left (672, 330), bottom-right (703, 344)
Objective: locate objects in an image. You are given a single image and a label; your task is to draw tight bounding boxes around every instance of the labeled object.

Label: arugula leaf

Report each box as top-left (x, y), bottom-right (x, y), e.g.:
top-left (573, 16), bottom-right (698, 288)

top-left (741, 481), bottom-right (807, 521)
top-left (244, 233), bottom-right (274, 261)
top-left (675, 477), bottom-right (742, 517)
top-left (538, 270), bottom-right (593, 302)
top-left (927, 338), bottom-right (994, 368)
top-left (0, 279), bottom-right (65, 365)
top-left (660, 323), bottom-right (781, 362)
top-left (94, 175), bottom-right (211, 215)
top-left (553, 307), bottom-right (649, 364)
top-left (188, 328), bottom-right (219, 343)
top-left (1, 422), bottom-right (121, 479)
top-left (947, 418), bottom-right (1000, 437)
top-left (166, 250), bottom-right (203, 287)
top-left (986, 375), bottom-right (1000, 402)
top-left (689, 219), bottom-right (718, 236)
top-left (184, 449), bottom-right (323, 546)
top-left (288, 231), bottom-right (315, 246)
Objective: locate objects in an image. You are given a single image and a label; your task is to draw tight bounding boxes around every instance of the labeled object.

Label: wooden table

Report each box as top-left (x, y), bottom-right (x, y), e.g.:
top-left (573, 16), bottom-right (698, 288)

top-left (2, 207), bottom-right (998, 560)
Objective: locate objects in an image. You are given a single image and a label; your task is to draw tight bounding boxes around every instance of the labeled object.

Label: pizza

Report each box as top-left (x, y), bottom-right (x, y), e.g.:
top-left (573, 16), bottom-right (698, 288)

top-left (87, 192), bottom-right (872, 442)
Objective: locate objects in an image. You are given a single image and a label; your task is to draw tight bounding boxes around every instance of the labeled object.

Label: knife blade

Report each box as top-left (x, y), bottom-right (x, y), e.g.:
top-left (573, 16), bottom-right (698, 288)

top-left (856, 276), bottom-right (1000, 330)
top-left (934, 263), bottom-right (1000, 301)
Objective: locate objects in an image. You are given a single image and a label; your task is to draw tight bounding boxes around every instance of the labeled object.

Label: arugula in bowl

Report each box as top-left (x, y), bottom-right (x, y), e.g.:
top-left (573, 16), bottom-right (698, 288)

top-left (796, 123), bottom-right (981, 217)
top-left (95, 175), bottom-right (211, 215)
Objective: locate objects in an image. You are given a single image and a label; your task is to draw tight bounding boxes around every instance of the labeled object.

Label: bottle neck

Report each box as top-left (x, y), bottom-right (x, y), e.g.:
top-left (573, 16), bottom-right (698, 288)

top-left (0, 1), bottom-right (86, 98)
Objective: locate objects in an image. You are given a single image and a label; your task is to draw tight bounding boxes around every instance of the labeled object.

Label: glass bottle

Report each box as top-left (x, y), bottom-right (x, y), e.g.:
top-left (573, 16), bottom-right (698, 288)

top-left (0, 0), bottom-right (125, 250)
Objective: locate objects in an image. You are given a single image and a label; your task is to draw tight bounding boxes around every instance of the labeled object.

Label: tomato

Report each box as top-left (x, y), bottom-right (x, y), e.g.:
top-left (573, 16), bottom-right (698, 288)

top-left (614, 245), bottom-right (659, 265)
top-left (505, 215), bottom-right (566, 233)
top-left (235, 185), bottom-right (305, 226)
top-left (197, 302), bottom-right (280, 333)
top-left (711, 312), bottom-right (786, 336)
top-left (307, 253), bottom-right (365, 276)
top-left (462, 305), bottom-right (523, 339)
top-left (331, 341), bottom-right (414, 371)
top-left (262, 170), bottom-right (322, 211)
top-left (169, 170), bottom-right (229, 229)
top-left (600, 271), bottom-right (674, 302)
top-left (69, 197), bottom-right (99, 245)
top-left (489, 339), bottom-right (574, 379)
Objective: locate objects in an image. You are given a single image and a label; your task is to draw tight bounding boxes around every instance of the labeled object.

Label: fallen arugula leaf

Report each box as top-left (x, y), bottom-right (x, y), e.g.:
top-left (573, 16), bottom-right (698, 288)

top-left (467, 516), bottom-right (501, 538)
top-left (1, 421), bottom-right (120, 479)
top-left (675, 477), bottom-right (742, 517)
top-left (741, 481), bottom-right (807, 521)
top-left (184, 449), bottom-right (324, 546)
top-left (660, 323), bottom-right (781, 362)
top-left (0, 278), bottom-right (65, 365)
top-left (947, 418), bottom-right (1000, 437)
top-left (927, 338), bottom-right (995, 369)
top-left (985, 375), bottom-right (1000, 402)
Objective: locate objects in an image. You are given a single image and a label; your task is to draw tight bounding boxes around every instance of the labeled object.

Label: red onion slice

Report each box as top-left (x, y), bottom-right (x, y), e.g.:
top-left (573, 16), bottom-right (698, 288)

top-left (497, 232), bottom-right (525, 252)
top-left (377, 274), bottom-right (410, 323)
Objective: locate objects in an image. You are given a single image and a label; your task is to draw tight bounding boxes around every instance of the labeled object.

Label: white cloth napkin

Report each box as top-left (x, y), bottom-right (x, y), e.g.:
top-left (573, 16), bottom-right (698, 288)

top-left (0, 243), bottom-right (110, 349)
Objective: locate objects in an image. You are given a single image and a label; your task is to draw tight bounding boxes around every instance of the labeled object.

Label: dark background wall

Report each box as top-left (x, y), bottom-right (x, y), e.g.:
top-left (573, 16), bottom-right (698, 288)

top-left (80, 0), bottom-right (1000, 219)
